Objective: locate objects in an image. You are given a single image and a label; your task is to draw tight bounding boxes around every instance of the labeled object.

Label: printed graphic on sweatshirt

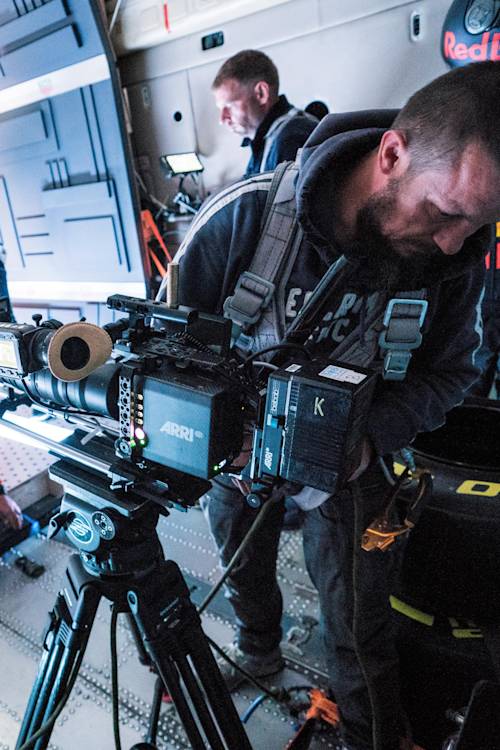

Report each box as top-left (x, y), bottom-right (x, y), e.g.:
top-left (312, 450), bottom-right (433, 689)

top-left (284, 287), bottom-right (382, 356)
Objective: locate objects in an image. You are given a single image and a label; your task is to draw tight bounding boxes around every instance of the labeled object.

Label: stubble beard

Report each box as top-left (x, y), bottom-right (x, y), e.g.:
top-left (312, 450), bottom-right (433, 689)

top-left (350, 179), bottom-right (440, 291)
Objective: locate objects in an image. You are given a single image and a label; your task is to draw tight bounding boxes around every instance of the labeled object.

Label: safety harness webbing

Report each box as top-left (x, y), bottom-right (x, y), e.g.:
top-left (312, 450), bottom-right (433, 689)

top-left (223, 160), bottom-right (428, 380)
top-left (223, 160), bottom-right (302, 330)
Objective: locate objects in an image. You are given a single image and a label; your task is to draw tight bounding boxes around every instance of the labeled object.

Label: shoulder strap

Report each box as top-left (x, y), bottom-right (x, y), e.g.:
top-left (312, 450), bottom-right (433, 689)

top-left (223, 160), bottom-right (300, 332)
top-left (378, 290), bottom-right (428, 380)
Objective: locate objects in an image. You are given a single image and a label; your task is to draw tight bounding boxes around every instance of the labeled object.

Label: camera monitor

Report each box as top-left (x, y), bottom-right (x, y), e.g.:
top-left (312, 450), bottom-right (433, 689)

top-left (160, 152), bottom-right (204, 177)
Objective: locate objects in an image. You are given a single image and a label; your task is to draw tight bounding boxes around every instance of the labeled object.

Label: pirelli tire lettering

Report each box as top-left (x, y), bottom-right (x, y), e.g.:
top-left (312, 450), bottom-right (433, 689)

top-left (394, 597), bottom-right (496, 750)
top-left (395, 400), bottom-right (500, 624)
top-left (395, 465), bottom-right (500, 498)
top-left (456, 479), bottom-right (500, 497)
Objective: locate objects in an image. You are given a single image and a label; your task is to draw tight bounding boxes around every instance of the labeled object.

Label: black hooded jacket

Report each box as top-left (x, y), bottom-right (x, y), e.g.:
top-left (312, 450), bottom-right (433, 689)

top-left (241, 94), bottom-right (317, 178)
top-left (175, 111), bottom-right (487, 456)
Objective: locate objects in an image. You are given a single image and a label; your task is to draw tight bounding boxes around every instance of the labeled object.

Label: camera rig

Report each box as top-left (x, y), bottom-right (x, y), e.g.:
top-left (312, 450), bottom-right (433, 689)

top-left (0, 293), bottom-right (377, 505)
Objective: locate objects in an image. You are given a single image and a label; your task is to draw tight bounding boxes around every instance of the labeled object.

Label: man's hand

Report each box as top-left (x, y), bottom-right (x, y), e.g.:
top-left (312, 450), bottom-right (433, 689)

top-left (229, 424), bottom-right (255, 495)
top-left (348, 437), bottom-right (375, 482)
top-left (231, 426), bottom-right (254, 470)
top-left (0, 493), bottom-right (23, 530)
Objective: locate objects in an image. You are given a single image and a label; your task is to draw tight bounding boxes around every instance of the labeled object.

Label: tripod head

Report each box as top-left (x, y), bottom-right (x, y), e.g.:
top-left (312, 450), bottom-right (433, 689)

top-left (48, 460), bottom-right (163, 577)
top-left (43, 428), bottom-right (211, 577)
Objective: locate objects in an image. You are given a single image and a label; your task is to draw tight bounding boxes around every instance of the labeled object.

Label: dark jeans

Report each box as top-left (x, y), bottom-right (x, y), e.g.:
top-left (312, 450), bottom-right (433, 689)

top-left (201, 474), bottom-right (285, 655)
top-left (202, 467), bottom-right (405, 750)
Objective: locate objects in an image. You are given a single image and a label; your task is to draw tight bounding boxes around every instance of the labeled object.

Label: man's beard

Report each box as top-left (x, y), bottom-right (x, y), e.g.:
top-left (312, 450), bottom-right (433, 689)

top-left (348, 179), bottom-right (441, 291)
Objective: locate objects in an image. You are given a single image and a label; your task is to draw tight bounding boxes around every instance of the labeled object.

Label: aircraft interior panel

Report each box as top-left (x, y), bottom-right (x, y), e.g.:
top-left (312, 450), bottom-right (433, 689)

top-left (0, 0), bottom-right (146, 306)
top-left (113, 0), bottom-right (294, 53)
top-left (127, 68), bottom-right (201, 206)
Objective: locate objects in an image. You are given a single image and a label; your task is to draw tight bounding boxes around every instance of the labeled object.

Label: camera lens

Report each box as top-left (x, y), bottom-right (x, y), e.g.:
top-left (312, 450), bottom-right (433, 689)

top-left (60, 336), bottom-right (91, 371)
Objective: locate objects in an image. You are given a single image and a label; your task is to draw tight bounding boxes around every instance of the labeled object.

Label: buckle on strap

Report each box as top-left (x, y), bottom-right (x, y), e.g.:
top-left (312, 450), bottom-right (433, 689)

top-left (223, 271), bottom-right (275, 328)
top-left (379, 298), bottom-right (428, 381)
top-left (382, 350), bottom-right (413, 380)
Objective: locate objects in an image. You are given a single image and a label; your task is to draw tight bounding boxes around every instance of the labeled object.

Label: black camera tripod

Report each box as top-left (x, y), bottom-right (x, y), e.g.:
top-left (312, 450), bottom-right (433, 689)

top-left (16, 459), bottom-right (253, 750)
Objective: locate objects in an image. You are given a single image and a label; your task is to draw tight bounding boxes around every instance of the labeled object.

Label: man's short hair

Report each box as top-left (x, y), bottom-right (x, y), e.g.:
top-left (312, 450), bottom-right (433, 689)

top-left (393, 60), bottom-right (500, 171)
top-left (212, 50), bottom-right (279, 97)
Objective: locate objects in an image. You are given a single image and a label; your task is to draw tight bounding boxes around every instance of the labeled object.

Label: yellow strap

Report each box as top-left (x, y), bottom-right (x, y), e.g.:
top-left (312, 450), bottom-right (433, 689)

top-left (390, 595), bottom-right (434, 626)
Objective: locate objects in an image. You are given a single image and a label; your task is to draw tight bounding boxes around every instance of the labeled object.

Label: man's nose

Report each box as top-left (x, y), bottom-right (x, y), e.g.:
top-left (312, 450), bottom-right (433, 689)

top-left (220, 108), bottom-right (230, 125)
top-left (432, 225), bottom-right (468, 256)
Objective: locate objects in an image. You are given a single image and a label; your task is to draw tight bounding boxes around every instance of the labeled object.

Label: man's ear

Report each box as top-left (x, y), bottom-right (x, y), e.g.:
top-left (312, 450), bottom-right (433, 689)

top-left (378, 129), bottom-right (410, 177)
top-left (253, 80), bottom-right (271, 105)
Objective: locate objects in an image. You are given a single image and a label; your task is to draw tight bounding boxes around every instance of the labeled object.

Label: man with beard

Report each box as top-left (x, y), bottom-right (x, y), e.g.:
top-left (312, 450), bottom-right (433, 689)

top-left (159, 61), bottom-right (500, 750)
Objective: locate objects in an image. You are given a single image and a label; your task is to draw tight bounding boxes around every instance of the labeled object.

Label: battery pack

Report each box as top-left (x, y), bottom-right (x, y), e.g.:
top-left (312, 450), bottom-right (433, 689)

top-left (257, 360), bottom-right (377, 493)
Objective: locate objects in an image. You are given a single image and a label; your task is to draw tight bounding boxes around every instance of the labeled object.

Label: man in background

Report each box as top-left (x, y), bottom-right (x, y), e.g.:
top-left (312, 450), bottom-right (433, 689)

top-left (212, 49), bottom-right (317, 178)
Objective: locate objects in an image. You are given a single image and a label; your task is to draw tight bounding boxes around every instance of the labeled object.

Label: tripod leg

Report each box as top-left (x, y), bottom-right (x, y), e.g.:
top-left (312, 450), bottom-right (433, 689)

top-left (184, 628), bottom-right (255, 744)
top-left (129, 592), bottom-right (223, 750)
top-left (16, 556), bottom-right (101, 750)
top-left (168, 652), bottom-right (228, 750)
top-left (127, 590), bottom-right (227, 748)
top-left (125, 612), bottom-right (152, 667)
top-left (146, 677), bottom-right (164, 745)
top-left (124, 617), bottom-right (165, 745)
top-left (128, 560), bottom-right (252, 750)
top-left (132, 619), bottom-right (208, 750)
top-left (17, 597), bottom-right (68, 746)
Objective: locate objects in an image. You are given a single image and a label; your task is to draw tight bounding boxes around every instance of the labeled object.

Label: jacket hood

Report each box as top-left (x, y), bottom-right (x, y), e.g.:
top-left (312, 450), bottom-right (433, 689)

top-left (295, 109), bottom-right (489, 291)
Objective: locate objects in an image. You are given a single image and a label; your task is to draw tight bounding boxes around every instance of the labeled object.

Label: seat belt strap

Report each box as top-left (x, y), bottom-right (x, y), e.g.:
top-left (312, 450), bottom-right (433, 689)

top-left (378, 291), bottom-right (428, 381)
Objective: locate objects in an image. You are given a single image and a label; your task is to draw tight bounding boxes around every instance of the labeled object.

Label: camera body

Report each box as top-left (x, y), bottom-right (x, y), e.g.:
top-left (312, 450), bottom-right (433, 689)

top-left (0, 320), bottom-right (57, 377)
top-left (120, 359), bottom-right (245, 479)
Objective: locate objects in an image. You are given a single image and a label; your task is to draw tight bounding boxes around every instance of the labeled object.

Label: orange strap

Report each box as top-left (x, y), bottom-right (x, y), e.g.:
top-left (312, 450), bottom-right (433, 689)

top-left (140, 209), bottom-right (172, 280)
top-left (305, 689), bottom-right (340, 725)
top-left (148, 247), bottom-right (167, 278)
top-left (285, 690), bottom-right (339, 750)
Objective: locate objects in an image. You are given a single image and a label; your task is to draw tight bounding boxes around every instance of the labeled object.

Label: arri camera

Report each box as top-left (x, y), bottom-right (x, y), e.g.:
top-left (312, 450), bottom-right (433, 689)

top-left (0, 294), bottom-right (377, 499)
top-left (0, 294), bottom-right (377, 500)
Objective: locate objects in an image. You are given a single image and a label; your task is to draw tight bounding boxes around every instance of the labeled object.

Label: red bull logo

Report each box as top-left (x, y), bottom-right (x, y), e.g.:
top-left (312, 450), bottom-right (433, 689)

top-left (443, 30), bottom-right (500, 62)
